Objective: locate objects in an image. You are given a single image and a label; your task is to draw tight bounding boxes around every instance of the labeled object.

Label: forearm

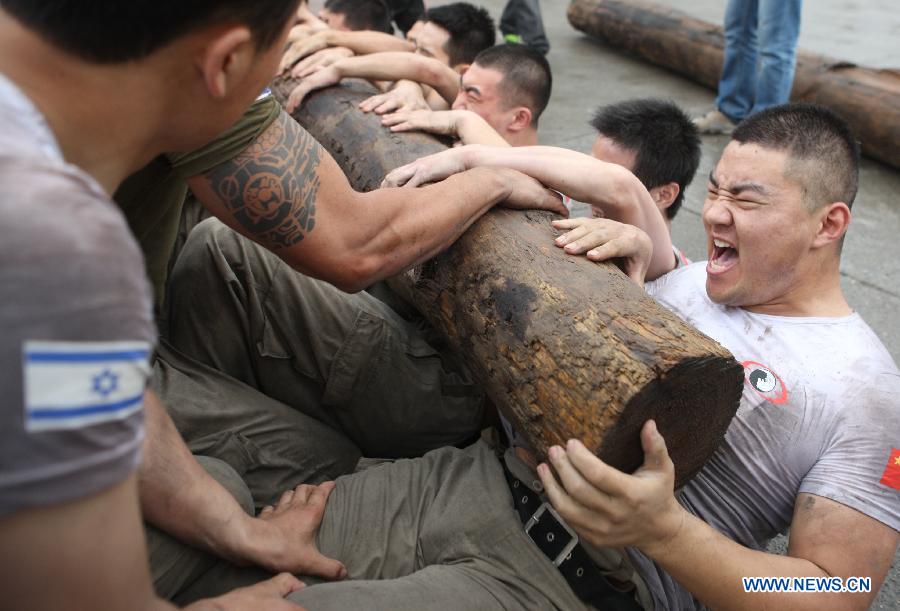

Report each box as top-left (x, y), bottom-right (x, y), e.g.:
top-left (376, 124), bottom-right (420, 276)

top-left (336, 53), bottom-right (458, 103)
top-left (454, 112), bottom-right (510, 147)
top-left (645, 512), bottom-right (866, 611)
top-left (137, 389), bottom-right (257, 565)
top-left (337, 167), bottom-right (511, 286)
top-left (461, 146), bottom-right (675, 277)
top-left (328, 31), bottom-right (412, 55)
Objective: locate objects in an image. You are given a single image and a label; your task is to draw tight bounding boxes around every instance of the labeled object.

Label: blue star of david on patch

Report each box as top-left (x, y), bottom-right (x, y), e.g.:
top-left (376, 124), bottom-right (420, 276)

top-left (91, 369), bottom-right (119, 398)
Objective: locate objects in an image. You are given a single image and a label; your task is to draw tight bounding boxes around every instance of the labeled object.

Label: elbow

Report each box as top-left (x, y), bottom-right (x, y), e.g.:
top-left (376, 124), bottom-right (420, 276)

top-left (281, 249), bottom-right (384, 294)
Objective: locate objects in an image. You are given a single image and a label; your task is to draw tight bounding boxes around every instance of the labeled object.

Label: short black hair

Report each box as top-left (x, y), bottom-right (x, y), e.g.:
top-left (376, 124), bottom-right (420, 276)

top-left (731, 103), bottom-right (860, 210)
top-left (474, 44), bottom-right (552, 126)
top-left (424, 3), bottom-right (495, 66)
top-left (590, 99), bottom-right (701, 219)
top-left (1, 0), bottom-right (299, 63)
top-left (324, 0), bottom-right (393, 33)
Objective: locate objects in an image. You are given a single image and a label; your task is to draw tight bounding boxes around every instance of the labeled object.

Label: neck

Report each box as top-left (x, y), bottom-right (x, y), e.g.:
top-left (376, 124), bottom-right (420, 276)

top-left (744, 257), bottom-right (852, 318)
top-left (506, 128), bottom-right (538, 147)
top-left (0, 12), bottom-right (172, 194)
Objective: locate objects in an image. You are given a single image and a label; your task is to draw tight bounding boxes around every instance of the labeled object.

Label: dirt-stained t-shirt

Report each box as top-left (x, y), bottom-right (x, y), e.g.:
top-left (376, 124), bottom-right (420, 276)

top-left (629, 262), bottom-right (900, 610)
top-left (114, 92), bottom-right (281, 307)
top-left (0, 73), bottom-right (155, 517)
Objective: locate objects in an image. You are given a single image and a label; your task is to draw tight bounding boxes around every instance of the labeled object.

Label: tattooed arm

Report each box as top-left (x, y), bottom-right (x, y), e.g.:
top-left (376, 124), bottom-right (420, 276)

top-left (187, 110), bottom-right (567, 292)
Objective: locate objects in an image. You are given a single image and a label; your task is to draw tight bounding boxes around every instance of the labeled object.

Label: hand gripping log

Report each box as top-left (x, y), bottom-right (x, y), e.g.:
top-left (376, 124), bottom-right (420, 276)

top-left (567, 0), bottom-right (900, 170)
top-left (271, 78), bottom-right (743, 487)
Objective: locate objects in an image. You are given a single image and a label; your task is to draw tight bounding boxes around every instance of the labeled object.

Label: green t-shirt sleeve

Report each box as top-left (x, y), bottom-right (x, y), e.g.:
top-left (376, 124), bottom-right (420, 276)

top-left (166, 93), bottom-right (282, 179)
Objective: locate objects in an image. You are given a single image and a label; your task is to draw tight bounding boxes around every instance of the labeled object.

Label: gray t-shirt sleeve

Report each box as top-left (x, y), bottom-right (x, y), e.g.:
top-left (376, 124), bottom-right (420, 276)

top-left (798, 369), bottom-right (900, 531)
top-left (0, 163), bottom-right (156, 517)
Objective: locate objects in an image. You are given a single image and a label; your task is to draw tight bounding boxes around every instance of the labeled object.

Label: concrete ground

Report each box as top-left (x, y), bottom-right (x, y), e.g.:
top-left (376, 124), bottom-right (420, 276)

top-left (469, 0), bottom-right (900, 607)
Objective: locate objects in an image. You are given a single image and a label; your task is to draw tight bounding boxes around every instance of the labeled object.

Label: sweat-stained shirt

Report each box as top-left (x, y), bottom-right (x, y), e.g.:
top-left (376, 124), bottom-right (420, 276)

top-left (628, 261), bottom-right (900, 609)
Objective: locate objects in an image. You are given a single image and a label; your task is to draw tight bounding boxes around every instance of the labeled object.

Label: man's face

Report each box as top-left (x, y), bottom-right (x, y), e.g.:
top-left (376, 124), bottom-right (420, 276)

top-left (702, 141), bottom-right (819, 309)
top-left (411, 22), bottom-right (452, 66)
top-left (452, 63), bottom-right (512, 132)
top-left (318, 8), bottom-right (350, 31)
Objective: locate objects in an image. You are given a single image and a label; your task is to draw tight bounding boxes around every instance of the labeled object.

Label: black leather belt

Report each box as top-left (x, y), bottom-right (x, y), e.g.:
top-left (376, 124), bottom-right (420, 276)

top-left (502, 463), bottom-right (643, 610)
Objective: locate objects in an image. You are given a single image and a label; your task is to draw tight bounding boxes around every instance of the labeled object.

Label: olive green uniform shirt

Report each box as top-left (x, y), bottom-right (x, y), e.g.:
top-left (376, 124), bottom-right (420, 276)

top-left (114, 94), bottom-right (281, 307)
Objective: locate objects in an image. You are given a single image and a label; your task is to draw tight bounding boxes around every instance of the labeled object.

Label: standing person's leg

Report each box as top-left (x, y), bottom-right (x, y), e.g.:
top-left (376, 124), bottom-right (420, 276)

top-left (715, 0), bottom-right (760, 123)
top-left (164, 218), bottom-right (485, 459)
top-left (500, 0), bottom-right (550, 55)
top-left (752, 0), bottom-right (802, 114)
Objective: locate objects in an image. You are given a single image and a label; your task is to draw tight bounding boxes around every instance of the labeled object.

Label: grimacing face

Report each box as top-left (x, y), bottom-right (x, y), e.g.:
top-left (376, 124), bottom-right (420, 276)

top-left (703, 141), bottom-right (822, 311)
top-left (452, 63), bottom-right (513, 132)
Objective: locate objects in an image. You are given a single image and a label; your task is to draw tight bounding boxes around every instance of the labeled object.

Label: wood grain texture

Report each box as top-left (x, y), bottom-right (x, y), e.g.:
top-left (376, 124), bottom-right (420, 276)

top-left (567, 0), bottom-right (900, 169)
top-left (271, 77), bottom-right (743, 487)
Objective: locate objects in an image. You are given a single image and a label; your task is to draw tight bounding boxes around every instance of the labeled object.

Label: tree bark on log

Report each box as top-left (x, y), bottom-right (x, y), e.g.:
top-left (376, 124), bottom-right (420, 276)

top-left (271, 78), bottom-right (743, 487)
top-left (567, 0), bottom-right (900, 170)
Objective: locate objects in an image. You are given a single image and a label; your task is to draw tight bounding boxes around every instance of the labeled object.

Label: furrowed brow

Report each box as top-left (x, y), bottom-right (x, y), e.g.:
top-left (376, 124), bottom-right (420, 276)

top-left (708, 171), bottom-right (718, 187)
top-left (729, 182), bottom-right (773, 197)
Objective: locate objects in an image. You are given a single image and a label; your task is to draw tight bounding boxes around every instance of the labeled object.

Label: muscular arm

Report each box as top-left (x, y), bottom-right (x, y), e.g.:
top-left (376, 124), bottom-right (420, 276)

top-left (138, 388), bottom-right (260, 565)
top-left (457, 145), bottom-right (675, 278)
top-left (138, 389), bottom-right (344, 579)
top-left (0, 472), bottom-right (306, 611)
top-left (187, 111), bottom-right (562, 292)
top-left (0, 475), bottom-right (169, 611)
top-left (647, 494), bottom-right (897, 610)
top-left (541, 430), bottom-right (897, 611)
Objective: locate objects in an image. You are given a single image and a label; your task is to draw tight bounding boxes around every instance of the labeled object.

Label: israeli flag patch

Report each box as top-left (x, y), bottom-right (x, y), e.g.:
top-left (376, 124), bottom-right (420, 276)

top-left (22, 340), bottom-right (152, 432)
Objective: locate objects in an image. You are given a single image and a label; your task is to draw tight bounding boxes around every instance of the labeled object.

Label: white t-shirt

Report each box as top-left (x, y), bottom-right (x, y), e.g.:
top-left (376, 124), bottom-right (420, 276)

top-left (628, 262), bottom-right (900, 609)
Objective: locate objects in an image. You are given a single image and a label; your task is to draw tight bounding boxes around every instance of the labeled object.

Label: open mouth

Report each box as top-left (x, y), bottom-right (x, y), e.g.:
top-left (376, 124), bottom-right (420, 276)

top-left (708, 238), bottom-right (738, 274)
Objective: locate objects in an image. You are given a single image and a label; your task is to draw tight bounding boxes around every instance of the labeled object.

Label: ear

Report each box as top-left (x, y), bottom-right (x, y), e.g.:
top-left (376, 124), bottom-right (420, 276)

top-left (455, 63), bottom-right (471, 75)
top-left (507, 107), bottom-right (533, 132)
top-left (813, 202), bottom-right (851, 249)
top-left (648, 182), bottom-right (680, 213)
top-left (198, 26), bottom-right (254, 100)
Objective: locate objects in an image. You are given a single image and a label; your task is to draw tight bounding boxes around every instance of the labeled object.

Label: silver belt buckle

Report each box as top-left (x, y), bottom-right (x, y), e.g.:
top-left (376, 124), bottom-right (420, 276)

top-left (524, 502), bottom-right (580, 566)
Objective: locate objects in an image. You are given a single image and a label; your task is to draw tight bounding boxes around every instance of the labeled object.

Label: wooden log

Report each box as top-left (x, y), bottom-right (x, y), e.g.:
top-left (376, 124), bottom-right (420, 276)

top-left (271, 78), bottom-right (744, 487)
top-left (567, 0), bottom-right (900, 170)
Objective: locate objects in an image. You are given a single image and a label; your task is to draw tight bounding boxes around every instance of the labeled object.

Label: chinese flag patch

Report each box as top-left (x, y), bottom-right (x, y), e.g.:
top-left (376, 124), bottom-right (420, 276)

top-left (880, 448), bottom-right (900, 490)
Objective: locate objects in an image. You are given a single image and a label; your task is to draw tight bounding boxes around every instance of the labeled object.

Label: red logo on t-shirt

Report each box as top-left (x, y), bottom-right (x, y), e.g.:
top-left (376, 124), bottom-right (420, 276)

top-left (880, 448), bottom-right (900, 491)
top-left (741, 361), bottom-right (789, 405)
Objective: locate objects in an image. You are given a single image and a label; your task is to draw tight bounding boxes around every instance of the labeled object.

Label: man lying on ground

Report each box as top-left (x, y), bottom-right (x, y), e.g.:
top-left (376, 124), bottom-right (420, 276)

top-left (368, 103), bottom-right (899, 610)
